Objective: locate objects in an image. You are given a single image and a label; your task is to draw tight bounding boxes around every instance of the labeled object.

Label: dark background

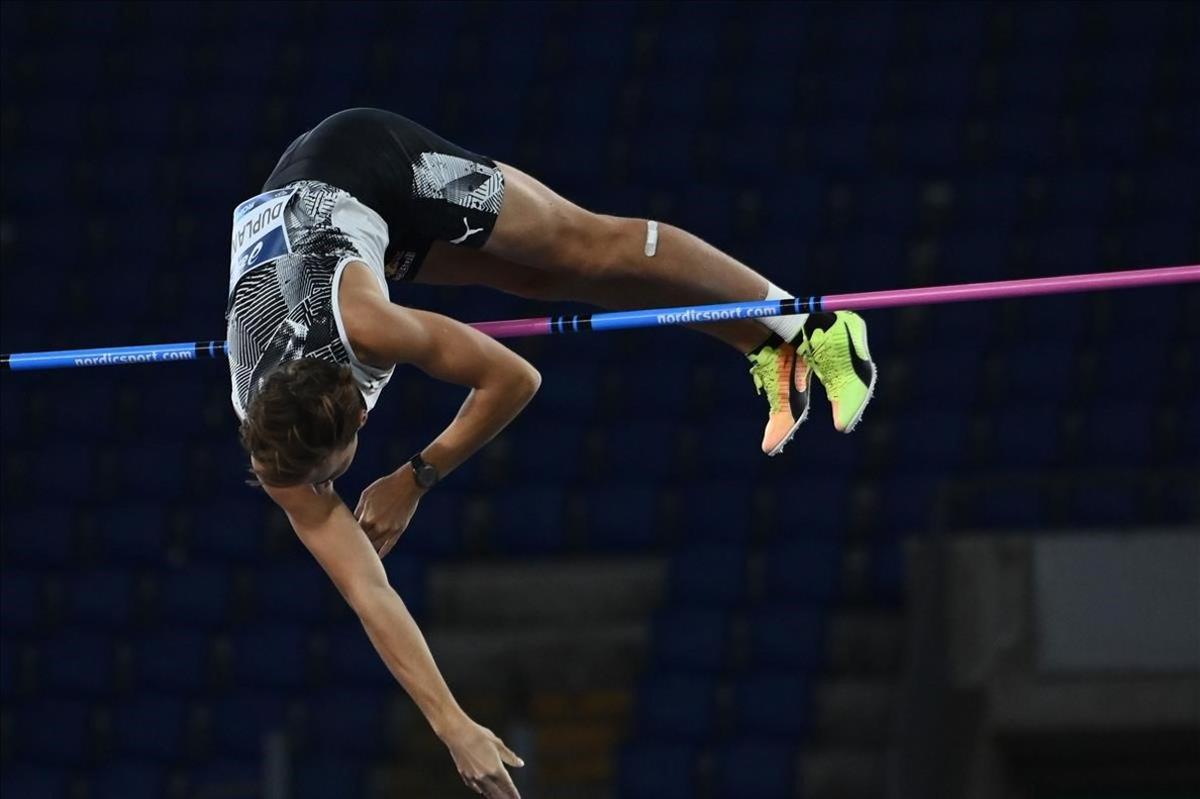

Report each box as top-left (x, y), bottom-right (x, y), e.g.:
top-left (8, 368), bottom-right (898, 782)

top-left (2, 2), bottom-right (1197, 799)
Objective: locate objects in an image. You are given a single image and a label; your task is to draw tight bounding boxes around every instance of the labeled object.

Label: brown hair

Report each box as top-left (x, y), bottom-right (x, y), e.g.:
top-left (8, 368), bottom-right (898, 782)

top-left (239, 359), bottom-right (364, 486)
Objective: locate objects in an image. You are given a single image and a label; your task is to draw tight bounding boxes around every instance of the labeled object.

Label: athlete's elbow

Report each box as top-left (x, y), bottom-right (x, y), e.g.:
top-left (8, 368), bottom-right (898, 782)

top-left (513, 362), bottom-right (541, 400)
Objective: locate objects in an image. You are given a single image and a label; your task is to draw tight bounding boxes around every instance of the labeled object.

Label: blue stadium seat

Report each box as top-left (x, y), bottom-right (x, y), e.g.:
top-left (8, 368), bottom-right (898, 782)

top-left (1077, 103), bottom-right (1145, 163)
top-left (490, 487), bottom-right (567, 555)
top-left (1011, 3), bottom-right (1079, 51)
top-left (307, 690), bottom-right (388, 756)
top-left (506, 421), bottom-right (586, 482)
top-left (748, 605), bottom-right (825, 669)
top-left (188, 499), bottom-right (268, 563)
top-left (106, 443), bottom-right (187, 499)
top-left (840, 233), bottom-right (907, 293)
top-left (731, 672), bottom-right (813, 737)
top-left (954, 173), bottom-right (1025, 231)
top-left (651, 608), bottom-right (729, 672)
top-left (1123, 220), bottom-right (1197, 270)
top-left (713, 740), bottom-right (797, 799)
top-left (806, 121), bottom-right (872, 174)
top-left (904, 346), bottom-right (980, 409)
top-left (67, 569), bottom-right (136, 628)
top-left (668, 543), bottom-right (747, 606)
top-left (96, 503), bottom-right (171, 566)
top-left (618, 741), bottom-right (696, 799)
top-left (1004, 294), bottom-right (1087, 345)
top-left (403, 489), bottom-right (465, 559)
top-left (991, 405), bottom-right (1062, 469)
top-left (922, 301), bottom-right (999, 346)
top-left (0, 384), bottom-right (23, 443)
top-left (761, 174), bottom-right (825, 239)
top-left (293, 758), bottom-right (364, 799)
top-left (971, 484), bottom-right (1047, 530)
top-left (907, 3), bottom-right (984, 53)
top-left (41, 629), bottom-right (116, 697)
top-left (90, 763), bottom-right (167, 799)
top-left (856, 177), bottom-right (919, 233)
top-left (1031, 226), bottom-right (1102, 276)
top-left (1047, 171), bottom-right (1113, 223)
top-left (870, 540), bottom-right (906, 603)
top-left (231, 625), bottom-right (310, 690)
top-left (0, 638), bottom-right (16, 698)
top-left (188, 759), bottom-right (259, 798)
top-left (1128, 165), bottom-right (1200, 221)
top-left (0, 767), bottom-right (69, 799)
top-left (210, 693), bottom-right (288, 757)
top-left (892, 410), bottom-right (969, 468)
top-left (636, 672), bottom-right (718, 741)
top-left (533, 364), bottom-right (599, 417)
top-left (1067, 483), bottom-right (1141, 527)
top-left (158, 565), bottom-right (233, 628)
top-left (587, 483), bottom-right (660, 551)
top-left (17, 699), bottom-right (93, 765)
top-left (724, 77), bottom-right (792, 128)
top-left (1008, 341), bottom-right (1077, 403)
top-left (33, 443), bottom-right (93, 502)
top-left (764, 537), bottom-right (841, 602)
top-left (877, 474), bottom-right (942, 535)
top-left (327, 624), bottom-right (394, 688)
top-left (53, 383), bottom-right (118, 439)
top-left (3, 508), bottom-right (74, 567)
top-left (111, 696), bottom-right (189, 760)
top-left (383, 553), bottom-right (427, 618)
top-left (670, 186), bottom-right (735, 249)
top-left (255, 559), bottom-right (334, 623)
top-left (677, 481), bottom-right (752, 544)
top-left (990, 113), bottom-right (1060, 169)
top-left (135, 630), bottom-right (212, 693)
top-left (899, 116), bottom-right (964, 172)
top-left (1077, 404), bottom-right (1155, 464)
top-left (696, 419), bottom-right (765, 477)
top-left (1, 568), bottom-right (42, 633)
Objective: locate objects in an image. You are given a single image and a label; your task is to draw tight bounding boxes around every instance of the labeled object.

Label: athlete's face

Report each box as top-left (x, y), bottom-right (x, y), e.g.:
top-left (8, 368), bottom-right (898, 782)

top-left (306, 407), bottom-right (369, 495)
top-left (306, 435), bottom-right (360, 496)
top-left (250, 407), bottom-right (367, 493)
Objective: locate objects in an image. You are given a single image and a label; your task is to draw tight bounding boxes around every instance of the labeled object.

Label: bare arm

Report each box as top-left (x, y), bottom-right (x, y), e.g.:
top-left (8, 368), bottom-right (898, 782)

top-left (264, 482), bottom-right (523, 797)
top-left (342, 271), bottom-right (541, 551)
top-left (345, 272), bottom-right (541, 477)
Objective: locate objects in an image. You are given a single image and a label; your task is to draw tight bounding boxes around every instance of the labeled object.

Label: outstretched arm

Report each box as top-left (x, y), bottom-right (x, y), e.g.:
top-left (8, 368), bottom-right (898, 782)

top-left (342, 270), bottom-right (541, 554)
top-left (263, 482), bottom-right (524, 798)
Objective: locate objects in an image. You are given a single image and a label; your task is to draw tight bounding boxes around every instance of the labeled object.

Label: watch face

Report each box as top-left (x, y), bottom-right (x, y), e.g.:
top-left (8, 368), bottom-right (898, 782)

top-left (415, 464), bottom-right (438, 487)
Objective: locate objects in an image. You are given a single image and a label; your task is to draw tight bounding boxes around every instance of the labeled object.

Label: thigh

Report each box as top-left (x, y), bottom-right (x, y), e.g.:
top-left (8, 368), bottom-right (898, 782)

top-left (416, 240), bottom-right (566, 300)
top-left (483, 161), bottom-right (611, 269)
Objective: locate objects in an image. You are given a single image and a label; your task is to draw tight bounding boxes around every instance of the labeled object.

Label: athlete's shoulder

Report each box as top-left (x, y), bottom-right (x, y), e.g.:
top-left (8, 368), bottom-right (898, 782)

top-left (338, 263), bottom-right (403, 368)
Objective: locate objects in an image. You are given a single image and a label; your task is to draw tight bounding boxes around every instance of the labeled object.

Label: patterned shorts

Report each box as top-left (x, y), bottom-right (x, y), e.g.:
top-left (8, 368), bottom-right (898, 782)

top-left (263, 109), bottom-right (507, 282)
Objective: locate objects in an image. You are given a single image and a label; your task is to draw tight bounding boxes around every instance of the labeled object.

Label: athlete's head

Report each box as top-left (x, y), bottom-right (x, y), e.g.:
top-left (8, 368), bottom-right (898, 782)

top-left (240, 359), bottom-right (367, 488)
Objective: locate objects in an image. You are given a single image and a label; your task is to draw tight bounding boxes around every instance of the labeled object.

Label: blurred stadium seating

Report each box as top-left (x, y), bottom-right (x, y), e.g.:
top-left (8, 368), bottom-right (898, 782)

top-left (1, 2), bottom-right (1197, 798)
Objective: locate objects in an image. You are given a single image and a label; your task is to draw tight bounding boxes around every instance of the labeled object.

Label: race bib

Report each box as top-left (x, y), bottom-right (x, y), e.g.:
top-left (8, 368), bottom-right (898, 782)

top-left (229, 187), bottom-right (297, 294)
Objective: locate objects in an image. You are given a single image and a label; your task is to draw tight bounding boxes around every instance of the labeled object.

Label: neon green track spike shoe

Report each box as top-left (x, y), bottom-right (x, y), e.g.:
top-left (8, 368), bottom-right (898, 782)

top-left (748, 340), bottom-right (811, 456)
top-left (799, 311), bottom-right (877, 433)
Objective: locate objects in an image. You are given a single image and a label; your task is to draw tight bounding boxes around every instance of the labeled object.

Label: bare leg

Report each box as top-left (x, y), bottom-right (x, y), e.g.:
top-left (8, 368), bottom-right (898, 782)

top-left (419, 163), bottom-right (787, 354)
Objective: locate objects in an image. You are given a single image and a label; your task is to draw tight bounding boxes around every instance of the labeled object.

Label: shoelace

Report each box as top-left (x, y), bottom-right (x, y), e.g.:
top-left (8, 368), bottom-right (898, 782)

top-left (807, 327), bottom-right (854, 399)
top-left (748, 347), bottom-right (782, 413)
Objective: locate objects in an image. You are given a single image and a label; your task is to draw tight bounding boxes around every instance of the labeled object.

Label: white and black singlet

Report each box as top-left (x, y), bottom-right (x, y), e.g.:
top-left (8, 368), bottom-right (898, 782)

top-left (225, 109), bottom-right (506, 420)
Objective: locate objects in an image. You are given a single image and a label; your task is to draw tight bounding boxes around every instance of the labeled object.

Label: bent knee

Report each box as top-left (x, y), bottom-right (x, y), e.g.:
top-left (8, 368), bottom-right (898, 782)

top-left (560, 214), bottom-right (644, 281)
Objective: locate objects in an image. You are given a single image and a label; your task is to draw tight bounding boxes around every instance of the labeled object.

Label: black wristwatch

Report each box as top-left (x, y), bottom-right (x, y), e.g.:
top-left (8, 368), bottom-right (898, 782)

top-left (409, 453), bottom-right (440, 490)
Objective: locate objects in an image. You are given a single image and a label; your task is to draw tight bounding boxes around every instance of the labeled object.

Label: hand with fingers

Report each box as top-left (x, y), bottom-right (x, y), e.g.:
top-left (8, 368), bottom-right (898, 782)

top-left (354, 464), bottom-right (424, 558)
top-left (441, 719), bottom-right (525, 799)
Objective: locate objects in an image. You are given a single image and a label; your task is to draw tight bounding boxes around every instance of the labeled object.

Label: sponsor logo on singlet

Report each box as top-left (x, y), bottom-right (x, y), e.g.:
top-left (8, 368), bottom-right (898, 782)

top-left (228, 187), bottom-right (298, 294)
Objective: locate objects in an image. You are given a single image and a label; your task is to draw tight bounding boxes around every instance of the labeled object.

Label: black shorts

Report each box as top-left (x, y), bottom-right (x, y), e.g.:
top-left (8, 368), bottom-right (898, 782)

top-left (263, 108), bottom-right (505, 281)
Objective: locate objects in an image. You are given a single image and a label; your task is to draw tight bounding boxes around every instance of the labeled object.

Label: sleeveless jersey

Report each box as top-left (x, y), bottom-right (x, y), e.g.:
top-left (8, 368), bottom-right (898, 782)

top-left (225, 180), bottom-right (394, 421)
